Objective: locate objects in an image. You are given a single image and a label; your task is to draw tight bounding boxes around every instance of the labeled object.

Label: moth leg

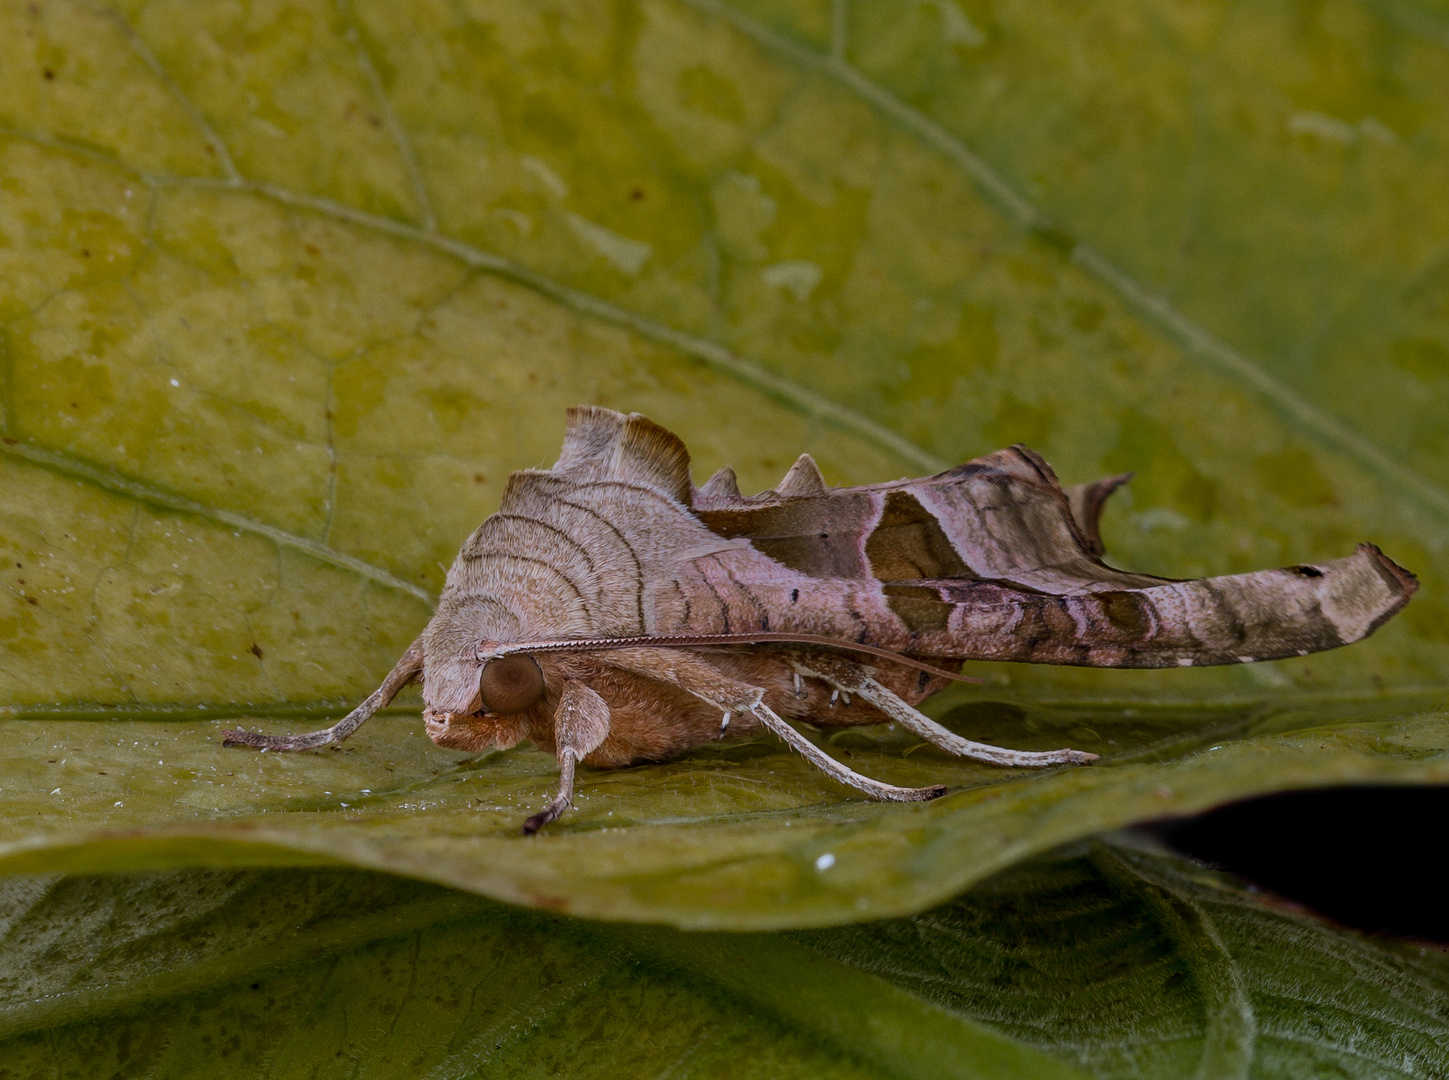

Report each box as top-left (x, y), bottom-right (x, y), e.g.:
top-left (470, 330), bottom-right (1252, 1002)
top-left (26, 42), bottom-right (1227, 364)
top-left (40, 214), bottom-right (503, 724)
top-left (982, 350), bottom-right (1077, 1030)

top-left (522, 679), bottom-right (611, 835)
top-left (792, 657), bottom-right (1097, 768)
top-left (750, 701), bottom-right (945, 802)
top-left (222, 636), bottom-right (424, 751)
top-left (599, 648), bottom-right (945, 803)
top-left (858, 681), bottom-right (1097, 767)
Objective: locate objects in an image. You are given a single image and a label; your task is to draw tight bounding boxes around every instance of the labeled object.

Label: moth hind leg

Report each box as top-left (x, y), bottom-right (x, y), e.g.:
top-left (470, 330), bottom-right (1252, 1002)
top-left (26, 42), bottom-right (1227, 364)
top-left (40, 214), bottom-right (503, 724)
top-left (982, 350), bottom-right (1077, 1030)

top-left (598, 647), bottom-right (944, 803)
top-left (752, 700), bottom-right (946, 802)
top-left (791, 658), bottom-right (1097, 768)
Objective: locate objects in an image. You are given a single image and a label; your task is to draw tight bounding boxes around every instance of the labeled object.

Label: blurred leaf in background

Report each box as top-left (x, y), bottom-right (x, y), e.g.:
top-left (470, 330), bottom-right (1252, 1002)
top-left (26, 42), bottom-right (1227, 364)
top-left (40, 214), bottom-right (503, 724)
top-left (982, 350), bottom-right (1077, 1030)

top-left (2, 0), bottom-right (1448, 1072)
top-left (1, 843), bottom-right (1445, 1078)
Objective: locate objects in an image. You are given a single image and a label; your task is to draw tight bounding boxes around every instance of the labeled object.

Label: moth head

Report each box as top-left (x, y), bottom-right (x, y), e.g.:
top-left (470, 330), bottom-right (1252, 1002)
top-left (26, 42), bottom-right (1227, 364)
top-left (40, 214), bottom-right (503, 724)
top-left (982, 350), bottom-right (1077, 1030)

top-left (478, 652), bottom-right (545, 714)
top-left (420, 593), bottom-right (527, 715)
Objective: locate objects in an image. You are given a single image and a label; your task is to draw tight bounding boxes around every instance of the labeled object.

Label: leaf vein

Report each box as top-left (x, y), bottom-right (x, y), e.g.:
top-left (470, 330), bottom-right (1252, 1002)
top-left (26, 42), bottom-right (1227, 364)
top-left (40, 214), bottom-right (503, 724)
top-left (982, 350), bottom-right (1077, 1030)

top-left (681, 0), bottom-right (1449, 524)
top-left (0, 440), bottom-right (433, 604)
top-left (336, 0), bottom-right (437, 230)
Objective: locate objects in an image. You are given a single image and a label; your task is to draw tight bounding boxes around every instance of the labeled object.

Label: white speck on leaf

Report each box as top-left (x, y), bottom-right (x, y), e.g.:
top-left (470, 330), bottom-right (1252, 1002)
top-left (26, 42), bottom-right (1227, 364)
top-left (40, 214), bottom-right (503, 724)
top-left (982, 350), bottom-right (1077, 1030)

top-left (520, 155), bottom-right (569, 199)
top-left (815, 852), bottom-right (835, 871)
top-left (565, 212), bottom-right (652, 275)
top-left (1288, 112), bottom-right (1397, 146)
top-left (920, 0), bottom-right (985, 46)
top-left (762, 260), bottom-right (823, 302)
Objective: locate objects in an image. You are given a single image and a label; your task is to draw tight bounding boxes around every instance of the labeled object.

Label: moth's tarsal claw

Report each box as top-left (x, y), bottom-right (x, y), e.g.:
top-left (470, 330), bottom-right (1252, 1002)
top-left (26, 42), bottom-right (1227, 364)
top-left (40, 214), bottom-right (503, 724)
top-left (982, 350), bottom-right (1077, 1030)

top-left (521, 796), bottom-right (570, 835)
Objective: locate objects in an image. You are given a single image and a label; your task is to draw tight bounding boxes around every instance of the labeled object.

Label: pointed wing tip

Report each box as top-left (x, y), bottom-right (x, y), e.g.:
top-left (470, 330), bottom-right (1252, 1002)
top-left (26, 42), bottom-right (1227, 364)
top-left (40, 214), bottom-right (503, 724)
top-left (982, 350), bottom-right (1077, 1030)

top-left (1355, 542), bottom-right (1419, 600)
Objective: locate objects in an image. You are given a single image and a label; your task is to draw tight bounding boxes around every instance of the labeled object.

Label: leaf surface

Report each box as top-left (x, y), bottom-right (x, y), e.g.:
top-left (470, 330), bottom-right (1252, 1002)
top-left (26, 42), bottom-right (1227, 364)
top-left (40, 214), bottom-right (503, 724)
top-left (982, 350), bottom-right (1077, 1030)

top-left (1, 0), bottom-right (1448, 927)
top-left (2, 845), bottom-right (1444, 1079)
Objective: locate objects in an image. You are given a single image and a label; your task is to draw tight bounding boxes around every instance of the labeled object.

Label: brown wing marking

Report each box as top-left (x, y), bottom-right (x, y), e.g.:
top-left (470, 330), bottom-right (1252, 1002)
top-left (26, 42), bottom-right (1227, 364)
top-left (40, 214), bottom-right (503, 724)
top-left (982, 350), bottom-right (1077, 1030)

top-left (691, 443), bottom-right (1148, 593)
top-left (669, 430), bottom-right (1415, 669)
top-left (696, 496), bottom-right (876, 578)
top-left (659, 544), bottom-right (1414, 669)
top-left (865, 489), bottom-right (972, 581)
top-left (878, 544), bottom-right (1414, 667)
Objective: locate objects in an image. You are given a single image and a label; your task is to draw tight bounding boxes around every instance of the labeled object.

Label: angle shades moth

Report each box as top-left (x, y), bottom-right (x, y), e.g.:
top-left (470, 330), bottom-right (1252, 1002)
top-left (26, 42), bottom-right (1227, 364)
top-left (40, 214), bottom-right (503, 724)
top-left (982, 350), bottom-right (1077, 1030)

top-left (225, 406), bottom-right (1417, 833)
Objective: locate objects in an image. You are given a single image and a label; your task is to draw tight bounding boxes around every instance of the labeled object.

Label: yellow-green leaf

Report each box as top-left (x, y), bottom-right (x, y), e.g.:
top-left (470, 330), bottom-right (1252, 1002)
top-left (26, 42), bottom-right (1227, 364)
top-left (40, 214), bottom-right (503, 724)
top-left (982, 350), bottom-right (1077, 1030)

top-left (2, 0), bottom-right (1448, 928)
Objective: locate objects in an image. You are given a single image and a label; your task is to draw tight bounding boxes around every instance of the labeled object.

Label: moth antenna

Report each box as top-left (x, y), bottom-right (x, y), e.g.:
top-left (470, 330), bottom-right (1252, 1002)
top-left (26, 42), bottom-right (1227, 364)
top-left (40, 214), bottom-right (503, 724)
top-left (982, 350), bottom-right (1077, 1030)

top-left (484, 632), bottom-right (981, 684)
top-left (222, 636), bottom-right (424, 751)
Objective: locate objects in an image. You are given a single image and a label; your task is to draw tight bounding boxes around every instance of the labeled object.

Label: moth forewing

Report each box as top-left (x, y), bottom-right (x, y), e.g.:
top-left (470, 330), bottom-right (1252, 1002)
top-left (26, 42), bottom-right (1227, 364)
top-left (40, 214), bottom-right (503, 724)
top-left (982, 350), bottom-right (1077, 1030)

top-left (223, 406), bottom-right (1417, 833)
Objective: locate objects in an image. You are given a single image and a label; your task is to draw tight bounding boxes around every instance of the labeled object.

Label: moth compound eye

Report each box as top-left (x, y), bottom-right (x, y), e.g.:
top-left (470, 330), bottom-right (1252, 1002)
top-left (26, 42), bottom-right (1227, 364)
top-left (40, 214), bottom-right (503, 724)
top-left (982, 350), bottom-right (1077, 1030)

top-left (479, 653), bottom-right (545, 714)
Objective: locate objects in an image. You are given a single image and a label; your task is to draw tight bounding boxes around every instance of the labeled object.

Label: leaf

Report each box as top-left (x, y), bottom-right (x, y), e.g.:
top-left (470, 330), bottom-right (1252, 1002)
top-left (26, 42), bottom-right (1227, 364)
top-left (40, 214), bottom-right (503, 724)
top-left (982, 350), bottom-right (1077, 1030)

top-left (788, 839), bottom-right (1449, 1080)
top-left (2, 0), bottom-right (1448, 927)
top-left (0, 866), bottom-right (1089, 1080)
top-left (2, 845), bottom-right (1443, 1078)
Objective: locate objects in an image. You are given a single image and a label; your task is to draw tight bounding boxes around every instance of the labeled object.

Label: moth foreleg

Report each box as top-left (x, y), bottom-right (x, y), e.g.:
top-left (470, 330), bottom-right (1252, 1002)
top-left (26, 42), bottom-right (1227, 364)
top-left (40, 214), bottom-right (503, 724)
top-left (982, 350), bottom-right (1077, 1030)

top-left (522, 679), bottom-right (611, 835)
top-left (222, 636), bottom-right (424, 751)
top-left (598, 648), bottom-right (945, 803)
top-left (790, 657), bottom-right (1097, 768)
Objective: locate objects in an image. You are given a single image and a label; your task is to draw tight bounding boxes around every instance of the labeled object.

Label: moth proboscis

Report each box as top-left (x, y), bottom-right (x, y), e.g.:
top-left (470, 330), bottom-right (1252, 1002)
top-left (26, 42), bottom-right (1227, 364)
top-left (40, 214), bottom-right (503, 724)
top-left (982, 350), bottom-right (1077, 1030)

top-left (223, 406), bottom-right (1418, 834)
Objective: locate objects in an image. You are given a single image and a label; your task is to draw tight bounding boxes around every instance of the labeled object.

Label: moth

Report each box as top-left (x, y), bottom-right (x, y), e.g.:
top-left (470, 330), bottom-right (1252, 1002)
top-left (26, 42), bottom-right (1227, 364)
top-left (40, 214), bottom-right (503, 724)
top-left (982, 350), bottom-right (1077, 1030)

top-left (225, 406), bottom-right (1417, 833)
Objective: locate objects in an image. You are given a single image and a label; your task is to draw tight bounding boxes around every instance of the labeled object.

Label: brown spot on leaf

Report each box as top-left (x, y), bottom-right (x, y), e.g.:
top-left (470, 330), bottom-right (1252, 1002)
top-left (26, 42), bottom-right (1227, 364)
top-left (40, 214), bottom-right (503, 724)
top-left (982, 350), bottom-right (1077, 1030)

top-left (25, 596), bottom-right (38, 606)
top-left (42, 68), bottom-right (54, 80)
top-left (249, 643), bottom-right (264, 659)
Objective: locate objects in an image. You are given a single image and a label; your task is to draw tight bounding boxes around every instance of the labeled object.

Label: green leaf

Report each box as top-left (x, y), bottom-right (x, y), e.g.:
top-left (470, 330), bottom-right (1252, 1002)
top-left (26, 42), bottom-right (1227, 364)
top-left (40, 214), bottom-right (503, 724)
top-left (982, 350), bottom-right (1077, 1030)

top-left (0, 866), bottom-right (1088, 1080)
top-left (789, 839), bottom-right (1449, 1079)
top-left (2, 0), bottom-right (1448, 927)
top-left (2, 845), bottom-right (1443, 1078)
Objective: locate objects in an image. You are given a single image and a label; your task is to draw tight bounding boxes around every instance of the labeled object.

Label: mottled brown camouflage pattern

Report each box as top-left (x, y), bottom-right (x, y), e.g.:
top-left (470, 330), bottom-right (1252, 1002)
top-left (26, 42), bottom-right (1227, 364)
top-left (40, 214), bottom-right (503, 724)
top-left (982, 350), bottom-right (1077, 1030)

top-left (226, 406), bottom-right (1417, 829)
